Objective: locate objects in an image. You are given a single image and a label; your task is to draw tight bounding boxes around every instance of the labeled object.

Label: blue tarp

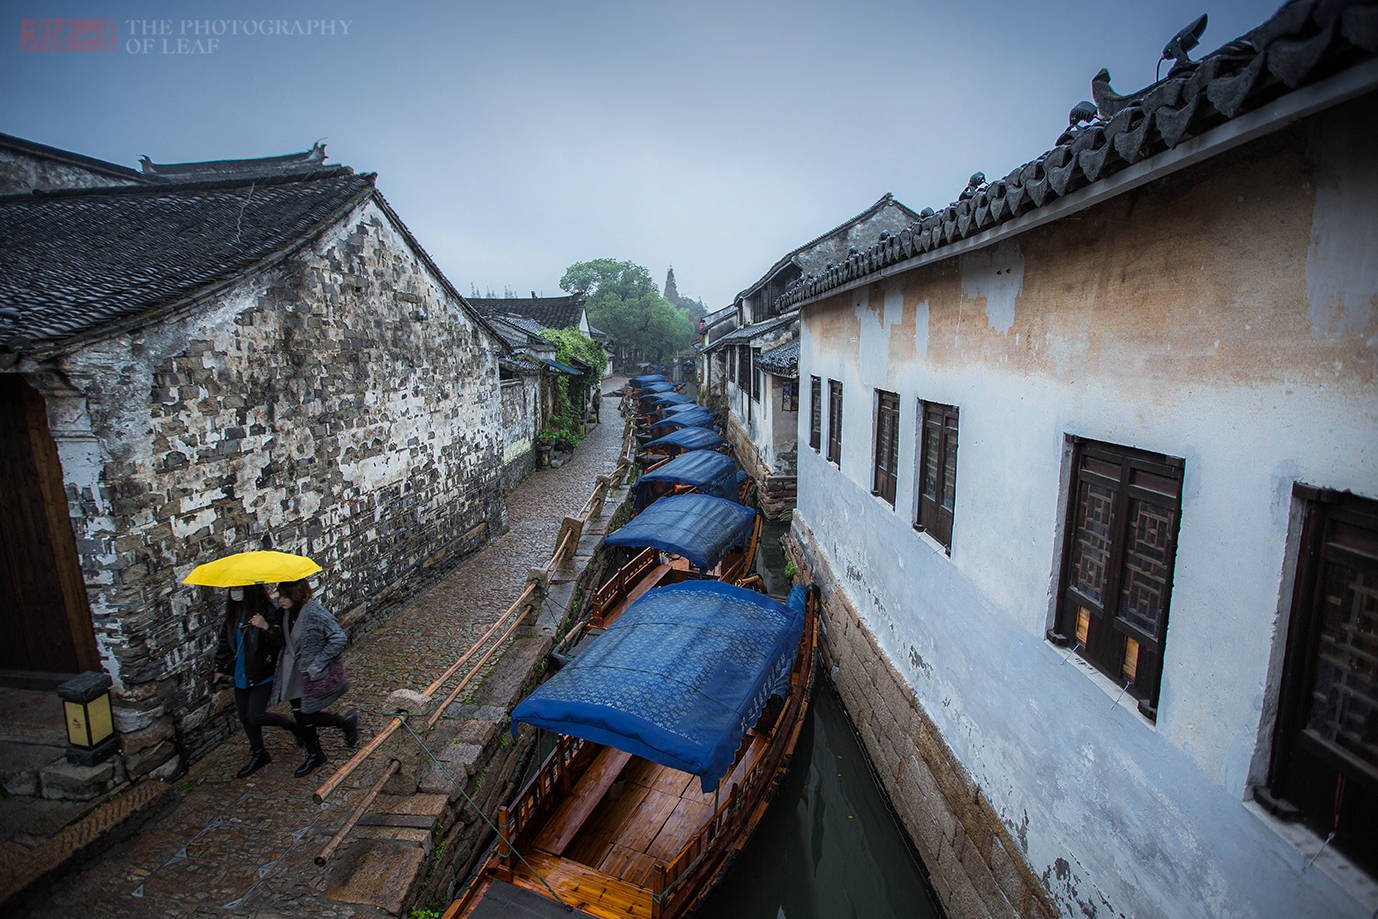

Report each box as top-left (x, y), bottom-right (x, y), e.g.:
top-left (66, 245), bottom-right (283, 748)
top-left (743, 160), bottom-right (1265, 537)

top-left (630, 374), bottom-right (666, 386)
top-left (607, 493), bottom-right (755, 567)
top-left (632, 455), bottom-right (744, 513)
top-left (650, 409), bottom-right (717, 432)
top-left (664, 402), bottom-right (705, 414)
top-left (644, 427), bottom-right (725, 451)
top-left (640, 382), bottom-right (677, 394)
top-left (512, 580), bottom-right (808, 792)
top-left (649, 392), bottom-right (696, 408)
top-left (542, 359), bottom-right (583, 375)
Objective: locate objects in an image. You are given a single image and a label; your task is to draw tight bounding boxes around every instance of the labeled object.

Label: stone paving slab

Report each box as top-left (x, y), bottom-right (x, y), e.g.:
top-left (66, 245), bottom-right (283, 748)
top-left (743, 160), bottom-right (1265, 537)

top-left (9, 379), bottom-right (632, 919)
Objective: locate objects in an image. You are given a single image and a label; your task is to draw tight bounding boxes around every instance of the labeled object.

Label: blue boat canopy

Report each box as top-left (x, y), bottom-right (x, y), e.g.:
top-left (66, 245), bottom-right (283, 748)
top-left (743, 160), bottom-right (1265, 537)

top-left (664, 402), bottom-right (704, 414)
top-left (608, 493), bottom-right (755, 567)
top-left (630, 374), bottom-right (666, 386)
top-left (542, 359), bottom-right (583, 375)
top-left (512, 580), bottom-right (808, 792)
top-left (640, 381), bottom-right (677, 394)
top-left (648, 392), bottom-right (696, 407)
top-left (650, 409), bottom-right (717, 432)
top-left (644, 427), bottom-right (725, 451)
top-left (631, 452), bottom-right (745, 511)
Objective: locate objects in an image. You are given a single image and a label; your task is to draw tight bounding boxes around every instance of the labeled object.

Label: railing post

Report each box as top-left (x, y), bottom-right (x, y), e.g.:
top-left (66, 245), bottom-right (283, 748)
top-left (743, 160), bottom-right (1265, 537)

top-left (497, 806), bottom-right (512, 881)
top-left (651, 863), bottom-right (667, 919)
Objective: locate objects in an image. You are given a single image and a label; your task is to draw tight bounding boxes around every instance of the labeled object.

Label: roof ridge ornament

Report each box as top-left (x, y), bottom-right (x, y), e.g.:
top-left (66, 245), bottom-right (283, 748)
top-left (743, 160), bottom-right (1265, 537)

top-left (1162, 13), bottom-right (1209, 76)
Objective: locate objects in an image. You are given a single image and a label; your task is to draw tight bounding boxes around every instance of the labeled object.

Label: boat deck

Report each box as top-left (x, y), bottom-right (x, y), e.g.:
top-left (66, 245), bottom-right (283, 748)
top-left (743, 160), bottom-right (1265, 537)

top-left (506, 731), bottom-right (770, 919)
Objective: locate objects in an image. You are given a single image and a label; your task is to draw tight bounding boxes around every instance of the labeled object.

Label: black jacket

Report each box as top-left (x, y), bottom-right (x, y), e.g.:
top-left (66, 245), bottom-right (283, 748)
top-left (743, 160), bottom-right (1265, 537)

top-left (213, 604), bottom-right (286, 686)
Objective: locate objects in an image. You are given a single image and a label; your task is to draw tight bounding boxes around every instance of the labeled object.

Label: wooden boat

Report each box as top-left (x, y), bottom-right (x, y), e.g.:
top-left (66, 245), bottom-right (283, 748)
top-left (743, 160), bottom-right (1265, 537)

top-left (632, 450), bottom-right (748, 514)
top-left (639, 426), bottom-right (726, 463)
top-left (445, 580), bottom-right (818, 919)
top-left (558, 493), bottom-right (762, 660)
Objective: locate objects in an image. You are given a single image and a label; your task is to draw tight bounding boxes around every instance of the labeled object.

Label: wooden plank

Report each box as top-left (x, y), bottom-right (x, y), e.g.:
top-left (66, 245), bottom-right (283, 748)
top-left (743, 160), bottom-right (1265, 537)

top-left (645, 799), bottom-right (712, 862)
top-left (598, 843), bottom-right (659, 888)
top-left (579, 778), bottom-right (652, 846)
top-left (532, 747), bottom-right (633, 856)
top-left (610, 789), bottom-right (679, 854)
top-left (562, 831), bottom-right (614, 870)
top-left (514, 850), bottom-right (652, 919)
top-left (646, 765), bottom-right (694, 799)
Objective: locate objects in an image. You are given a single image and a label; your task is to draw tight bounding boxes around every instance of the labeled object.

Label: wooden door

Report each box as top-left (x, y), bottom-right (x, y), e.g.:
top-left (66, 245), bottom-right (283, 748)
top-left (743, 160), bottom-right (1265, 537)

top-left (0, 376), bottom-right (99, 677)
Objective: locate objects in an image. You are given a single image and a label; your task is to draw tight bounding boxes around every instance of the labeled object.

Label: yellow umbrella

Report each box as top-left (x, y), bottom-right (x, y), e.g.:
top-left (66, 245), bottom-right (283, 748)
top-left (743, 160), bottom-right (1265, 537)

top-left (182, 550), bottom-right (322, 587)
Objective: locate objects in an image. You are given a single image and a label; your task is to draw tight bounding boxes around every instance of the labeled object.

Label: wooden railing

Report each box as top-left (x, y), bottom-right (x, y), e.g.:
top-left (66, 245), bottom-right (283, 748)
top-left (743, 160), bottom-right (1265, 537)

top-left (585, 547), bottom-right (659, 628)
top-left (311, 419), bottom-right (637, 864)
top-left (498, 734), bottom-right (590, 877)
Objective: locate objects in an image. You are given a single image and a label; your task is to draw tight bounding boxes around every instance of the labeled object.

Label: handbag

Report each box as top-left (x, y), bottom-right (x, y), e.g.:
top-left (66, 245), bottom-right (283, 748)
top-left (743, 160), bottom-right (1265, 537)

top-left (303, 656), bottom-right (348, 704)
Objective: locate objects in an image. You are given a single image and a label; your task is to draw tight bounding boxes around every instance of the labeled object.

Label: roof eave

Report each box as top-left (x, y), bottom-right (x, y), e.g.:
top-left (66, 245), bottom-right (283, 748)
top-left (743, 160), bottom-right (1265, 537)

top-left (788, 58), bottom-right (1378, 314)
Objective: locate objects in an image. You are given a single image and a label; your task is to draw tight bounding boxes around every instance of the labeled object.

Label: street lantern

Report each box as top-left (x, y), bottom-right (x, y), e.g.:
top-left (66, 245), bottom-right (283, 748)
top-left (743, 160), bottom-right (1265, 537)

top-left (57, 671), bottom-right (117, 765)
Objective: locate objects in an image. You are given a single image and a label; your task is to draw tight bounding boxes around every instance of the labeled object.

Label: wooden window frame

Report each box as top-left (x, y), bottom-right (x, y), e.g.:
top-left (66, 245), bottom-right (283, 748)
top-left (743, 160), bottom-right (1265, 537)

top-left (809, 377), bottom-right (821, 452)
top-left (728, 347), bottom-right (736, 384)
top-left (826, 380), bottom-right (843, 467)
top-left (737, 346), bottom-right (749, 388)
top-left (1258, 486), bottom-right (1378, 876)
top-left (781, 380), bottom-right (798, 413)
top-left (1049, 438), bottom-right (1183, 720)
top-left (872, 390), bottom-right (899, 506)
top-left (914, 401), bottom-right (958, 551)
top-left (751, 348), bottom-right (762, 402)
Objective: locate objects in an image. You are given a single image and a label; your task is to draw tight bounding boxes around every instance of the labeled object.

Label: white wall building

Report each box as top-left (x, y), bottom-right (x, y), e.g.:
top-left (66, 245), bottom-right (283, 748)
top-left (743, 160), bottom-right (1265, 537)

top-left (784, 5), bottom-right (1378, 917)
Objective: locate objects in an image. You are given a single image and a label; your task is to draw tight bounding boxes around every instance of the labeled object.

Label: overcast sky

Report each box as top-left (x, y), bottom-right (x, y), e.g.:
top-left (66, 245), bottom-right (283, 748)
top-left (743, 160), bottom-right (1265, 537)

top-left (3, 0), bottom-right (1280, 308)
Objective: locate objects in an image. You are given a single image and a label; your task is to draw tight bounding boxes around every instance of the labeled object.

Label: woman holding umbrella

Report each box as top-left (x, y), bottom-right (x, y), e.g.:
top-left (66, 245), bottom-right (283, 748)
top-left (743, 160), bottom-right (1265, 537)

top-left (212, 583), bottom-right (300, 778)
top-left (277, 578), bottom-right (358, 777)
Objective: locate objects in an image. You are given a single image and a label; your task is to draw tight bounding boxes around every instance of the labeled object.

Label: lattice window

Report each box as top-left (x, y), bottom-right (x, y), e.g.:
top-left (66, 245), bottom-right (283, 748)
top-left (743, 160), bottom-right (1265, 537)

top-left (751, 348), bottom-right (762, 402)
top-left (916, 401), bottom-right (958, 550)
top-left (782, 381), bottom-right (798, 413)
top-left (872, 390), bottom-right (899, 506)
top-left (1051, 439), bottom-right (1183, 718)
top-left (809, 377), bottom-right (821, 452)
top-left (827, 380), bottom-right (843, 466)
top-left (1264, 488), bottom-right (1378, 876)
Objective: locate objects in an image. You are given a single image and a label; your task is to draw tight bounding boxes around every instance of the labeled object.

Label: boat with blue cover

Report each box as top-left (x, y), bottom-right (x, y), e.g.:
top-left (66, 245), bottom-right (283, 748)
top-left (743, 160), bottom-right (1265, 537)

top-left (445, 580), bottom-right (818, 919)
top-left (558, 493), bottom-right (761, 661)
top-left (640, 426), bottom-right (725, 461)
top-left (632, 450), bottom-right (747, 513)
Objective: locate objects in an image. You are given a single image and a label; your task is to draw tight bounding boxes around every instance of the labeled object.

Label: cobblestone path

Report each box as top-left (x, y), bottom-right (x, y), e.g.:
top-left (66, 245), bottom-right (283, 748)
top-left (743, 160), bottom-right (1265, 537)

top-left (16, 379), bottom-right (629, 919)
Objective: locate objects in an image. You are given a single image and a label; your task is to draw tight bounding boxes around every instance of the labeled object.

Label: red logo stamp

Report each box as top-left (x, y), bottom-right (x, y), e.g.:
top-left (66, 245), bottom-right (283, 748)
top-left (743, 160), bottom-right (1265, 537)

top-left (19, 18), bottom-right (116, 52)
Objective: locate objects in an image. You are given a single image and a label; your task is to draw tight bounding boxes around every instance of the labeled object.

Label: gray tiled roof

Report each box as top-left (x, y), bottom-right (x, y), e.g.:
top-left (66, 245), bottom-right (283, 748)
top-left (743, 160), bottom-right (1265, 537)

top-left (779, 0), bottom-right (1378, 309)
top-left (711, 313), bottom-right (794, 348)
top-left (757, 340), bottom-right (799, 377)
top-left (0, 170), bottom-right (374, 350)
top-left (468, 295), bottom-right (584, 330)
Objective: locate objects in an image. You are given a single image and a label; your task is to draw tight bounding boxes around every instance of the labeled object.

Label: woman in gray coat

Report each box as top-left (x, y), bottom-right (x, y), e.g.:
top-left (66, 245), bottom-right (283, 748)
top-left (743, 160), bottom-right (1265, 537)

top-left (276, 579), bottom-right (358, 777)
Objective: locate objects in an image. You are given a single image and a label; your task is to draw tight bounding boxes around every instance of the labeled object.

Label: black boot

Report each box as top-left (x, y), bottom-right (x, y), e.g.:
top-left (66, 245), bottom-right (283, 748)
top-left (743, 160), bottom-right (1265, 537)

top-left (237, 747), bottom-right (271, 778)
top-left (294, 743), bottom-right (327, 778)
top-left (343, 712), bottom-right (359, 748)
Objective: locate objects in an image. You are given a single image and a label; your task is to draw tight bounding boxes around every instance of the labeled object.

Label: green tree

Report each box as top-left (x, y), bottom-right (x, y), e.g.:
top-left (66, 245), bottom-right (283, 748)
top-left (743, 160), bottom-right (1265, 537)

top-left (560, 259), bottom-right (694, 362)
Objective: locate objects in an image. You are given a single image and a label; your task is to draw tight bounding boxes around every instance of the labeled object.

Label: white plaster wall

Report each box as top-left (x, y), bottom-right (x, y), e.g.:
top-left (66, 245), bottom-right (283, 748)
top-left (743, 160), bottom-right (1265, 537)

top-left (793, 104), bottom-right (1378, 918)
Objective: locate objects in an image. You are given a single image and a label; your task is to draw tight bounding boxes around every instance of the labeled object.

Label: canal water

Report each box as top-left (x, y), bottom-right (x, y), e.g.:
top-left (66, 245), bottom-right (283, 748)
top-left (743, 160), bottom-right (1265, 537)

top-left (697, 521), bottom-right (945, 918)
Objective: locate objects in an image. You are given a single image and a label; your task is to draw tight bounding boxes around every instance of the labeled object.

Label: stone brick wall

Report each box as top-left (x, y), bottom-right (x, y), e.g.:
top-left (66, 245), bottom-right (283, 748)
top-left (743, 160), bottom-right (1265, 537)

top-left (498, 377), bottom-right (539, 492)
top-left (787, 515), bottom-right (1057, 919)
top-left (38, 197), bottom-right (515, 776)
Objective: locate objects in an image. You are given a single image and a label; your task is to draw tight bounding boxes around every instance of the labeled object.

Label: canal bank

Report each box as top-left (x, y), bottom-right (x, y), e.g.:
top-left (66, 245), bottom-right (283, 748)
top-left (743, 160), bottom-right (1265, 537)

top-left (785, 515), bottom-right (1058, 919)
